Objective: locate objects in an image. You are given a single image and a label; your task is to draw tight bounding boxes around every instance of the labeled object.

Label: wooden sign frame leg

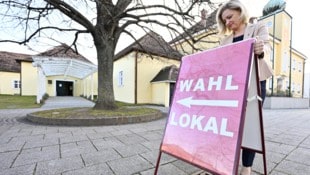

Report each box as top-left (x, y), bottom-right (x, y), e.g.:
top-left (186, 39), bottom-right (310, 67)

top-left (154, 149), bottom-right (162, 175)
top-left (254, 55), bottom-right (268, 175)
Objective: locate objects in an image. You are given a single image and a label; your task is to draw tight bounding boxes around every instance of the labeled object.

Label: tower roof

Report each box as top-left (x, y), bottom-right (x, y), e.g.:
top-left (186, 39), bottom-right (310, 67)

top-left (263, 0), bottom-right (286, 16)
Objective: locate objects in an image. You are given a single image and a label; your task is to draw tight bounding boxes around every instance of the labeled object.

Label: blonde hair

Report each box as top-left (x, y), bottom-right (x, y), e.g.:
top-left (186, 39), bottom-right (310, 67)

top-left (216, 0), bottom-right (249, 35)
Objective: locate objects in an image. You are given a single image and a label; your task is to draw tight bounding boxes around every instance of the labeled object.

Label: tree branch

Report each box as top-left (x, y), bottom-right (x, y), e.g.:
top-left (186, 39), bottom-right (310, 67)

top-left (44, 0), bottom-right (95, 33)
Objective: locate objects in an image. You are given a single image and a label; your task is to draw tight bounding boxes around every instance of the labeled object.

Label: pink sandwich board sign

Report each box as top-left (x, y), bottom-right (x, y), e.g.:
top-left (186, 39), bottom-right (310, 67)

top-left (155, 39), bottom-right (267, 175)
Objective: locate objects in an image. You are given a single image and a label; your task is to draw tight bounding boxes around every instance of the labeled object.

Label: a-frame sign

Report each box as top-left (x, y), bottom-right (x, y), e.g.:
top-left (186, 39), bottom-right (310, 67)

top-left (155, 39), bottom-right (267, 175)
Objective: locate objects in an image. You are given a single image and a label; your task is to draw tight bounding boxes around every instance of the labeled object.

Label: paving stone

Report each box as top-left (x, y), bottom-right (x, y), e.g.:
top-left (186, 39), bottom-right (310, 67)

top-left (137, 131), bottom-right (163, 141)
top-left (77, 127), bottom-right (97, 134)
top-left (109, 129), bottom-right (133, 136)
top-left (24, 137), bottom-right (59, 149)
top-left (86, 132), bottom-right (112, 140)
top-left (129, 127), bottom-right (149, 133)
top-left (0, 151), bottom-right (19, 170)
top-left (92, 126), bottom-right (117, 133)
top-left (251, 153), bottom-right (277, 174)
top-left (140, 163), bottom-right (187, 175)
top-left (13, 145), bottom-right (59, 167)
top-left (58, 127), bottom-right (82, 133)
top-left (10, 134), bottom-right (44, 143)
top-left (114, 143), bottom-right (149, 157)
top-left (265, 151), bottom-right (287, 164)
top-left (92, 138), bottom-right (125, 150)
top-left (108, 155), bottom-right (153, 175)
top-left (300, 137), bottom-right (310, 149)
top-left (140, 139), bottom-right (162, 150)
top-left (3, 128), bottom-right (32, 138)
top-left (272, 133), bottom-right (306, 146)
top-left (30, 127), bottom-right (58, 135)
top-left (0, 134), bottom-right (11, 144)
top-left (274, 160), bottom-right (310, 175)
top-left (81, 148), bottom-right (121, 166)
top-left (0, 164), bottom-right (35, 175)
top-left (285, 147), bottom-right (310, 165)
top-left (44, 132), bottom-right (72, 140)
top-left (0, 139), bottom-right (25, 152)
top-left (172, 159), bottom-right (202, 174)
top-left (140, 150), bottom-right (177, 166)
top-left (143, 123), bottom-right (165, 132)
top-left (59, 134), bottom-right (89, 144)
top-left (116, 133), bottom-right (147, 145)
top-left (36, 155), bottom-right (84, 175)
top-left (269, 170), bottom-right (290, 175)
top-left (61, 140), bottom-right (97, 158)
top-left (62, 163), bottom-right (114, 175)
top-left (265, 142), bottom-right (295, 155)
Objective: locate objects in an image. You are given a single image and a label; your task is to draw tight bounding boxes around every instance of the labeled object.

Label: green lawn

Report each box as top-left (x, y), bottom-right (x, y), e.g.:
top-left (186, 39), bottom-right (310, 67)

top-left (0, 95), bottom-right (41, 109)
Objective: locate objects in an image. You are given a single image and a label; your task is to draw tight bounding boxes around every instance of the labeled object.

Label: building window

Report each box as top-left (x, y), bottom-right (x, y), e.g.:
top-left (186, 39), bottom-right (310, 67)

top-left (118, 71), bottom-right (124, 87)
top-left (269, 80), bottom-right (272, 90)
top-left (13, 80), bottom-right (21, 89)
top-left (292, 59), bottom-right (296, 71)
top-left (269, 49), bottom-right (274, 62)
top-left (282, 52), bottom-right (289, 72)
top-left (298, 62), bottom-right (302, 72)
top-left (285, 80), bottom-right (289, 90)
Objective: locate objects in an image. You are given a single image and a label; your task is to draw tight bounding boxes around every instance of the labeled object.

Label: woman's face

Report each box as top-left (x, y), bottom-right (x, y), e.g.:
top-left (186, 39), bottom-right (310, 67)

top-left (221, 9), bottom-right (242, 32)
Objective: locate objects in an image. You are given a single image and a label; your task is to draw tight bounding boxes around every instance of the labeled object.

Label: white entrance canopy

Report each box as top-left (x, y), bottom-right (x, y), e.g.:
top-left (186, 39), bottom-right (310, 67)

top-left (32, 56), bottom-right (97, 79)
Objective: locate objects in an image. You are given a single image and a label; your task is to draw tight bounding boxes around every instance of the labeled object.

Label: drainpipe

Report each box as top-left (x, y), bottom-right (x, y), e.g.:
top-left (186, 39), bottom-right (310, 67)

top-left (271, 14), bottom-right (275, 96)
top-left (302, 61), bottom-right (305, 97)
top-left (135, 52), bottom-right (138, 104)
top-left (20, 61), bottom-right (22, 96)
top-left (289, 15), bottom-right (293, 97)
top-left (91, 74), bottom-right (94, 100)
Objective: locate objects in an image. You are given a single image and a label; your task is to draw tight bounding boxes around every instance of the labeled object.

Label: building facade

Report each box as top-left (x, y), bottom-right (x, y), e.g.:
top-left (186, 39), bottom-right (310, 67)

top-left (260, 10), bottom-right (307, 97)
top-left (0, 45), bottom-right (98, 103)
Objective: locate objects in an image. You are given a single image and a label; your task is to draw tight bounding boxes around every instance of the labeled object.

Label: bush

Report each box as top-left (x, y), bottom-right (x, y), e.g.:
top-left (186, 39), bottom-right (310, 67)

top-left (42, 93), bottom-right (49, 100)
top-left (40, 93), bottom-right (49, 104)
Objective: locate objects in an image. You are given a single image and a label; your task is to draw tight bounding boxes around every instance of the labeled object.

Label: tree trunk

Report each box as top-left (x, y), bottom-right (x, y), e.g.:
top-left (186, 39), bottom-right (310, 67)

top-left (93, 38), bottom-right (118, 110)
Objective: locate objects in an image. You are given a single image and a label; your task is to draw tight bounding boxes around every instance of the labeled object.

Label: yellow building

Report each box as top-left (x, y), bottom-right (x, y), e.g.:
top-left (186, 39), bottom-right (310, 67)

top-left (0, 52), bottom-right (30, 95)
top-left (113, 31), bottom-right (181, 107)
top-left (260, 10), bottom-right (307, 98)
top-left (0, 44), bottom-right (98, 103)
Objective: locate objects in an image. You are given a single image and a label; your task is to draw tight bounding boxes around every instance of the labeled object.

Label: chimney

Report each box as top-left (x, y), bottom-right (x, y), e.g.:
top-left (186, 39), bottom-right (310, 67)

top-left (200, 9), bottom-right (207, 27)
top-left (201, 9), bottom-right (207, 20)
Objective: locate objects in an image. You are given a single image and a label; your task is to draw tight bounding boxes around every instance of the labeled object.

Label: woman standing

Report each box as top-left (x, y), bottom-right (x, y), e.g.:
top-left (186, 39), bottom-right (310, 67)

top-left (216, 0), bottom-right (273, 174)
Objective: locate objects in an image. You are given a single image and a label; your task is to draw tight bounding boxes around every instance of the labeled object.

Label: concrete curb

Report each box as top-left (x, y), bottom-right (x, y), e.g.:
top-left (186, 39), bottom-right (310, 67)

top-left (26, 110), bottom-right (166, 126)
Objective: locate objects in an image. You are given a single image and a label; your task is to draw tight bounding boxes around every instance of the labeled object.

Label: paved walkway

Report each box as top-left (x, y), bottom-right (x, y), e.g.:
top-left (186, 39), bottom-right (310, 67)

top-left (0, 97), bottom-right (309, 175)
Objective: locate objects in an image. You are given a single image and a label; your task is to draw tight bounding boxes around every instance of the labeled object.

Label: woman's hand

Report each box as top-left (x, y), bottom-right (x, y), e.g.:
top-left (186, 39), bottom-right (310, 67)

top-left (254, 36), bottom-right (264, 55)
top-left (254, 38), bottom-right (264, 55)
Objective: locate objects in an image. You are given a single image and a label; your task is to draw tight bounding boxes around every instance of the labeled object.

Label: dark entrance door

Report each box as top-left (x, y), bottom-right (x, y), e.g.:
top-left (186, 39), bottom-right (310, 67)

top-left (56, 81), bottom-right (73, 96)
top-left (169, 82), bottom-right (176, 106)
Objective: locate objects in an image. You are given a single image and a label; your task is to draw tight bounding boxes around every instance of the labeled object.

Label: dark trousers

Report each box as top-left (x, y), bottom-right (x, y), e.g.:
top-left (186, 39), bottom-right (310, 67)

top-left (242, 80), bottom-right (266, 167)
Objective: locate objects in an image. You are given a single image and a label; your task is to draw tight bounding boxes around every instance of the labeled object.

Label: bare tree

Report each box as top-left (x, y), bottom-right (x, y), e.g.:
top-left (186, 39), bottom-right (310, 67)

top-left (0, 0), bottom-right (217, 110)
